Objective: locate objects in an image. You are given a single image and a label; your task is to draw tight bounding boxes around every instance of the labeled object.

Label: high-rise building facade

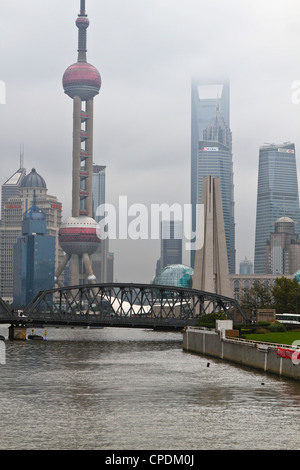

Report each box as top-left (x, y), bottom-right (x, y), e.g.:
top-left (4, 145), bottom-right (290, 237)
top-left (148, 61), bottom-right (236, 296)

top-left (0, 167), bottom-right (63, 302)
top-left (91, 164), bottom-right (114, 282)
top-left (265, 216), bottom-right (300, 275)
top-left (254, 142), bottom-right (300, 273)
top-left (239, 257), bottom-right (253, 275)
top-left (191, 78), bottom-right (235, 273)
top-left (13, 197), bottom-right (55, 307)
top-left (156, 220), bottom-right (182, 275)
top-left (1, 165), bottom-right (26, 215)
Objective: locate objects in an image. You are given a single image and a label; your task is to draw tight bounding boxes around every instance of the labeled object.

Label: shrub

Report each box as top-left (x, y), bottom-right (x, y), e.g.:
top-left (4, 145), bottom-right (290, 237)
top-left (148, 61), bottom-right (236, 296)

top-left (268, 322), bottom-right (286, 332)
top-left (254, 327), bottom-right (269, 334)
top-left (196, 311), bottom-right (227, 327)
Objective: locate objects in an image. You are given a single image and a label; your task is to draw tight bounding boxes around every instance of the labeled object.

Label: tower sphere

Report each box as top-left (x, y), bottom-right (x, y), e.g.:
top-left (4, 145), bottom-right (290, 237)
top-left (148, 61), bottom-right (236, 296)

top-left (63, 62), bottom-right (101, 101)
top-left (58, 216), bottom-right (100, 256)
top-left (76, 16), bottom-right (90, 28)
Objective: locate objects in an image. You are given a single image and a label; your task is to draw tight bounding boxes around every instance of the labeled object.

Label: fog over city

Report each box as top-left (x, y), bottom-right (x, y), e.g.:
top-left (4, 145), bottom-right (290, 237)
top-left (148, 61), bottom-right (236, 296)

top-left (1, 0), bottom-right (300, 282)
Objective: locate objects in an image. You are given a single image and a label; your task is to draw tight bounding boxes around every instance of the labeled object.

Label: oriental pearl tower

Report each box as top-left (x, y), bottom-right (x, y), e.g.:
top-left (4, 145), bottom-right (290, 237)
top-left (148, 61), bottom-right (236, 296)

top-left (55, 0), bottom-right (101, 286)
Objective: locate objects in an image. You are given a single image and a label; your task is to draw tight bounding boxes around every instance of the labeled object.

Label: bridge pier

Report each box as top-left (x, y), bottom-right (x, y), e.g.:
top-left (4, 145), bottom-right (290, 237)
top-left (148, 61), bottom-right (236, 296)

top-left (8, 325), bottom-right (27, 341)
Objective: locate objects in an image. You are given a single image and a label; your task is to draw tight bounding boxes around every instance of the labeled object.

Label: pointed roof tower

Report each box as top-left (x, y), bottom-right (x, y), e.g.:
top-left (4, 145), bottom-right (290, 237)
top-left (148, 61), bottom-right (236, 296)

top-left (203, 103), bottom-right (232, 149)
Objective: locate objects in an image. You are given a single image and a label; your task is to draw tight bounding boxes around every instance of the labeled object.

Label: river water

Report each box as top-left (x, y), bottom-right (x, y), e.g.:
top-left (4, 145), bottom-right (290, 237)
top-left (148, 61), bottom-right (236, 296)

top-left (0, 325), bottom-right (299, 451)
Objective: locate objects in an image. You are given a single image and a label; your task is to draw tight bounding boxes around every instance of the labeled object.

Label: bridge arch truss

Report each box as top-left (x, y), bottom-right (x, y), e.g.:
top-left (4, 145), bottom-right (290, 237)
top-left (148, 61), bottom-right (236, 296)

top-left (22, 283), bottom-right (248, 328)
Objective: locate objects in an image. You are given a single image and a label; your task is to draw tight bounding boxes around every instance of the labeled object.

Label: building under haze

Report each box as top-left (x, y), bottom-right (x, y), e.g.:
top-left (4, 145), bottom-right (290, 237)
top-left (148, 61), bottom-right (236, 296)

top-left (254, 142), bottom-right (300, 274)
top-left (92, 164), bottom-right (114, 282)
top-left (1, 165), bottom-right (26, 215)
top-left (191, 78), bottom-right (235, 273)
top-left (0, 167), bottom-right (63, 302)
top-left (265, 216), bottom-right (300, 275)
top-left (239, 257), bottom-right (253, 275)
top-left (13, 196), bottom-right (55, 307)
top-left (156, 220), bottom-right (183, 276)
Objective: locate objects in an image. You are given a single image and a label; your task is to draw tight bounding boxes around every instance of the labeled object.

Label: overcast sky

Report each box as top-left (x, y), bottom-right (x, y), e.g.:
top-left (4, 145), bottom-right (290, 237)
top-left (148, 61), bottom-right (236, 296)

top-left (1, 0), bottom-right (300, 283)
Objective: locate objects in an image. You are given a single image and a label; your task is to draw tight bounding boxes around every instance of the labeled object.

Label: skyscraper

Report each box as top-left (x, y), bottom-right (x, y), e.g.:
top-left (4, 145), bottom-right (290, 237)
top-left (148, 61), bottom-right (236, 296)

top-left (239, 257), bottom-right (253, 275)
top-left (55, 0), bottom-right (101, 286)
top-left (91, 164), bottom-right (114, 282)
top-left (191, 78), bottom-right (235, 273)
top-left (254, 142), bottom-right (300, 274)
top-left (155, 220), bottom-right (183, 275)
top-left (0, 167), bottom-right (63, 302)
top-left (13, 196), bottom-right (55, 307)
top-left (1, 165), bottom-right (26, 215)
top-left (265, 217), bottom-right (300, 275)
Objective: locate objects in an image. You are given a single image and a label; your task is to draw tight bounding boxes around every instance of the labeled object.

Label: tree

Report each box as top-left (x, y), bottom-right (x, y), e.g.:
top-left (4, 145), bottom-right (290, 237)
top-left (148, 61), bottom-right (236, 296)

top-left (272, 277), bottom-right (299, 314)
top-left (240, 280), bottom-right (273, 311)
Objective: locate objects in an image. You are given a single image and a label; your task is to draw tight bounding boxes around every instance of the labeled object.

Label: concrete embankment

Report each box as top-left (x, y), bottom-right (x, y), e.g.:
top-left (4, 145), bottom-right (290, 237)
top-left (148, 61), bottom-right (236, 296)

top-left (183, 321), bottom-right (300, 381)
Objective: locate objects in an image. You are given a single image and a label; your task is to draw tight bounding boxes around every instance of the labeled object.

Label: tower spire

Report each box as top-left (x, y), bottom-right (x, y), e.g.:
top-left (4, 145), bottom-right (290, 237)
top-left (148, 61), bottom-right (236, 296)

top-left (77, 0), bottom-right (89, 62)
top-left (80, 0), bottom-right (86, 15)
top-left (19, 143), bottom-right (24, 169)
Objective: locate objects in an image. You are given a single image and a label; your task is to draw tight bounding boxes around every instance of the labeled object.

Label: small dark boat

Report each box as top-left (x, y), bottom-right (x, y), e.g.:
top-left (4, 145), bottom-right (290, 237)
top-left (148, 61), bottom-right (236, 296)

top-left (28, 334), bottom-right (44, 340)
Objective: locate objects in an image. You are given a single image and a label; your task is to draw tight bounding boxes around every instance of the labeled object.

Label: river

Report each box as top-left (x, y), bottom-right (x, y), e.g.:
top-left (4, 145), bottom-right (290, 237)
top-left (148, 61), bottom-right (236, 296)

top-left (0, 325), bottom-right (299, 450)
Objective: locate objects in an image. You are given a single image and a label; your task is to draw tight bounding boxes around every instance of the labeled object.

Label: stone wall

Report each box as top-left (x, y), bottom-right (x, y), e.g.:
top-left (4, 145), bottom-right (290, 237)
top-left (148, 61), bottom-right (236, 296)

top-left (183, 324), bottom-right (300, 381)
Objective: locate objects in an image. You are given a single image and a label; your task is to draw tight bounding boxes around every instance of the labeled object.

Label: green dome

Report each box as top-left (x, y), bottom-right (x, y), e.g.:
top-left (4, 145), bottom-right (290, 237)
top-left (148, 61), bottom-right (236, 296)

top-left (153, 264), bottom-right (194, 288)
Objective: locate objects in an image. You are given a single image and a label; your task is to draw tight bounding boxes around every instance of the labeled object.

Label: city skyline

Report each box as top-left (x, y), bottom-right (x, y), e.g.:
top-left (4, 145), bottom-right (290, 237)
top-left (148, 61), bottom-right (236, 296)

top-left (1, 1), bottom-right (300, 283)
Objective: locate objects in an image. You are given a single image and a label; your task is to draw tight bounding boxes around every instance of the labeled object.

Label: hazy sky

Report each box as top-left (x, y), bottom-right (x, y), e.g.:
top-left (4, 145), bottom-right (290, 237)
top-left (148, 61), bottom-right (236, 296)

top-left (1, 0), bottom-right (300, 283)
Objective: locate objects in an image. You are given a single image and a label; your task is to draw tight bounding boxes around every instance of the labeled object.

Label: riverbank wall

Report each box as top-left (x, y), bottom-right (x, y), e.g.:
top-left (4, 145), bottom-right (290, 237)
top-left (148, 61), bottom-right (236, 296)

top-left (183, 321), bottom-right (300, 381)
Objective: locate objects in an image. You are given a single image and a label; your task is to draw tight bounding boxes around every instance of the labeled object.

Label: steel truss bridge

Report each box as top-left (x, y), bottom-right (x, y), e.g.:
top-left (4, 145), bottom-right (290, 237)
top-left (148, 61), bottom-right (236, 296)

top-left (0, 283), bottom-right (248, 329)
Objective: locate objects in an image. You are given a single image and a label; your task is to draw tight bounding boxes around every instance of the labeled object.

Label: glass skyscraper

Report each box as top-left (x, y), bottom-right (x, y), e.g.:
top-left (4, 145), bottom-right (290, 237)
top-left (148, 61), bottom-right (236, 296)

top-left (155, 220), bottom-right (183, 275)
top-left (254, 142), bottom-right (300, 273)
top-left (91, 164), bottom-right (114, 282)
top-left (13, 198), bottom-right (55, 307)
top-left (191, 78), bottom-right (235, 273)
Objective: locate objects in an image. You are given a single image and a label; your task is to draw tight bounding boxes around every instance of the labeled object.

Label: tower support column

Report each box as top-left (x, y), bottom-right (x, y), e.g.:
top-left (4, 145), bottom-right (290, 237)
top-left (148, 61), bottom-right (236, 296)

top-left (73, 95), bottom-right (82, 218)
top-left (85, 99), bottom-right (94, 217)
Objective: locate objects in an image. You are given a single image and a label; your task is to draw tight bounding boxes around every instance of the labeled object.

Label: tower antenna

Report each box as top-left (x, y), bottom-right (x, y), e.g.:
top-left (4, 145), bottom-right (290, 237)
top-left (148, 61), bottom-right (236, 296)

top-left (20, 144), bottom-right (24, 169)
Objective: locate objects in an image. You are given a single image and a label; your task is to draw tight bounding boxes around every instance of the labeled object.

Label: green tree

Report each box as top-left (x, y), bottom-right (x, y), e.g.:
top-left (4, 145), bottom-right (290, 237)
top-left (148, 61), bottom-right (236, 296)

top-left (196, 311), bottom-right (227, 327)
top-left (240, 280), bottom-right (273, 310)
top-left (272, 277), bottom-right (299, 314)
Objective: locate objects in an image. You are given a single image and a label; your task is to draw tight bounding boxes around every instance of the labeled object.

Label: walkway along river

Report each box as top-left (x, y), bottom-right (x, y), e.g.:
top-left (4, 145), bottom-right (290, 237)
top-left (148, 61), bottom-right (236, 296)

top-left (0, 325), bottom-right (300, 450)
top-left (183, 322), bottom-right (300, 381)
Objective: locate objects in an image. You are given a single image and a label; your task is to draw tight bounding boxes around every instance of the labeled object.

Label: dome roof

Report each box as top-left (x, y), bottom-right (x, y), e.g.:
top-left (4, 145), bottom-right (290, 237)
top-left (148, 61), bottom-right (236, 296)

top-left (20, 168), bottom-right (47, 189)
top-left (276, 216), bottom-right (294, 223)
top-left (63, 62), bottom-right (101, 100)
top-left (153, 264), bottom-right (194, 288)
